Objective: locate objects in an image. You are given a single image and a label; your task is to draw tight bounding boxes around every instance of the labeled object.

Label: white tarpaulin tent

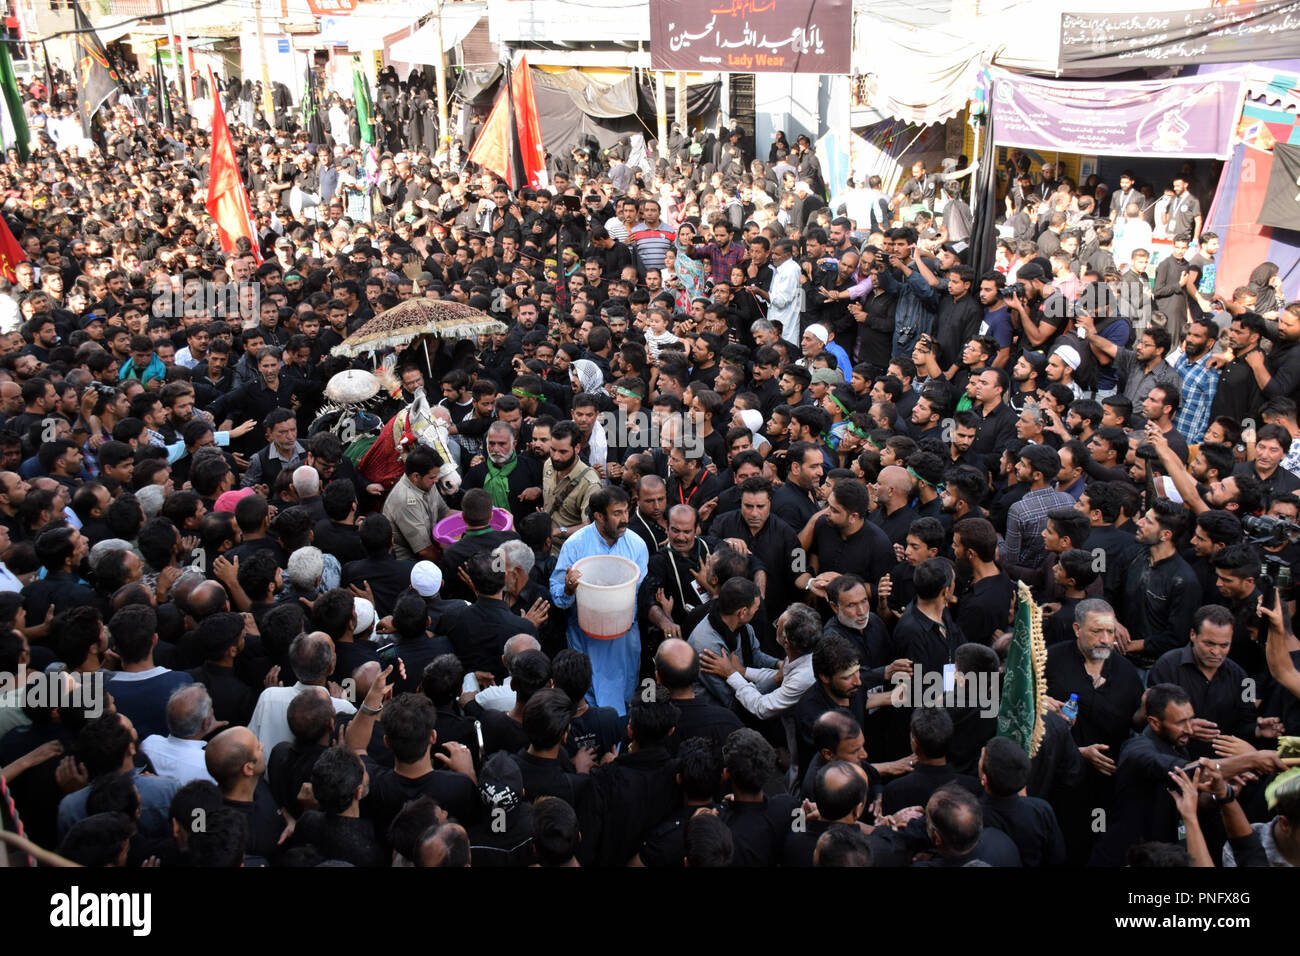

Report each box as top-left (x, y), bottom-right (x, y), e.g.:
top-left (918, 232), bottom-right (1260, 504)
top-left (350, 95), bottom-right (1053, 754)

top-left (388, 2), bottom-right (485, 64)
top-left (312, 0), bottom-right (439, 52)
top-left (851, 0), bottom-right (1220, 125)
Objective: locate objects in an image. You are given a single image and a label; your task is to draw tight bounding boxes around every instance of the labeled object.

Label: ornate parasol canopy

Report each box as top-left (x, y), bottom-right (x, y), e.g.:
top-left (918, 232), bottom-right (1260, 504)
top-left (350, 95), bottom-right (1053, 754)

top-left (330, 298), bottom-right (508, 359)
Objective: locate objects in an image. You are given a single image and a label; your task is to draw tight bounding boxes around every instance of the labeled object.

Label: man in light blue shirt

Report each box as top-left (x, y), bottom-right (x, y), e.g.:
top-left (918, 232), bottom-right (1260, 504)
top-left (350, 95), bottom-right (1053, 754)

top-left (550, 486), bottom-right (648, 716)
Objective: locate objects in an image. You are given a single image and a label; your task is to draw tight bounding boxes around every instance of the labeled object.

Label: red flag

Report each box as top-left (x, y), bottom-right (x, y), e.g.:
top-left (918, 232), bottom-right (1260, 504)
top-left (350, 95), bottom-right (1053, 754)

top-left (467, 59), bottom-right (546, 191)
top-left (205, 68), bottom-right (262, 261)
top-left (0, 215), bottom-right (26, 283)
top-left (511, 56), bottom-right (546, 190)
top-left (466, 71), bottom-right (514, 187)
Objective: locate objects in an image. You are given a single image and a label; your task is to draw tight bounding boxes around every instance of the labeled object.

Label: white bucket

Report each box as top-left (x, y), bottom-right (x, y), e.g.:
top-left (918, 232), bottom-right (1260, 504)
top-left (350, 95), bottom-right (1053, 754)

top-left (572, 555), bottom-right (640, 640)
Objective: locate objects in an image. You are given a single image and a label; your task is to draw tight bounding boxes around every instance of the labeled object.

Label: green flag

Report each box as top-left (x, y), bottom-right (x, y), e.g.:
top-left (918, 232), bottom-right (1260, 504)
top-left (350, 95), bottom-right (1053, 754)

top-left (0, 42), bottom-right (30, 161)
top-left (997, 581), bottom-right (1046, 757)
top-left (352, 58), bottom-right (374, 146)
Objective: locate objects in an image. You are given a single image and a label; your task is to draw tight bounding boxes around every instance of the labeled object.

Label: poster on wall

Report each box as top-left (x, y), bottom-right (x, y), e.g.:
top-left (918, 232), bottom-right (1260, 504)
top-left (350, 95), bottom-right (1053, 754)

top-left (991, 71), bottom-right (1241, 159)
top-left (649, 0), bottom-right (851, 74)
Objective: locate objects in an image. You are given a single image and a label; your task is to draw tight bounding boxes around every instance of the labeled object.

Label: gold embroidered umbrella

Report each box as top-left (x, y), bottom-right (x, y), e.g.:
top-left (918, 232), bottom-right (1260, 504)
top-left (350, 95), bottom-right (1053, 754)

top-left (330, 298), bottom-right (507, 359)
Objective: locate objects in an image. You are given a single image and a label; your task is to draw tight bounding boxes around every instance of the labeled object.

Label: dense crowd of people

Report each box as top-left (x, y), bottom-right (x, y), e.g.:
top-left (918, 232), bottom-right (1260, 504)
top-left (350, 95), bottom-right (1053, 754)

top-left (0, 64), bottom-right (1298, 871)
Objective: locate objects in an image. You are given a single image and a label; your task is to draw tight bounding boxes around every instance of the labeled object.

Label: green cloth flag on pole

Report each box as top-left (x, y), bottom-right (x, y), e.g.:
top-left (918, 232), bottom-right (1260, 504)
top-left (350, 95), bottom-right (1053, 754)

top-left (353, 57), bottom-right (374, 146)
top-left (0, 41), bottom-right (30, 161)
top-left (997, 580), bottom-right (1047, 757)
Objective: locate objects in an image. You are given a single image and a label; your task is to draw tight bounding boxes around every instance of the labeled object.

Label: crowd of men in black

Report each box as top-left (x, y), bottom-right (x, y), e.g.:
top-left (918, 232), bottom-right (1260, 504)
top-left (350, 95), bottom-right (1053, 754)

top-left (0, 81), bottom-right (1297, 870)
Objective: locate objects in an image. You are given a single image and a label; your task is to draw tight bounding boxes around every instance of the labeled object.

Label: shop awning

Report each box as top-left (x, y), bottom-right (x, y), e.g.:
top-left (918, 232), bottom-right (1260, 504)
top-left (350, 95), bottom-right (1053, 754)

top-left (387, 3), bottom-right (485, 63)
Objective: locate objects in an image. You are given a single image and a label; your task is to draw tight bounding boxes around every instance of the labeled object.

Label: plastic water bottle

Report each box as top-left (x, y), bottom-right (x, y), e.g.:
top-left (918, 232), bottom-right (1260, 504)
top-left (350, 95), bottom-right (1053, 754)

top-left (1061, 693), bottom-right (1079, 724)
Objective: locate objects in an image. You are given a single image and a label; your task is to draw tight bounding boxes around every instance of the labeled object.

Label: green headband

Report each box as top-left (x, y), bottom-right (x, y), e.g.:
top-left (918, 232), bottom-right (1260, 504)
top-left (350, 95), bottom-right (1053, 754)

top-left (907, 465), bottom-right (934, 488)
top-left (512, 387), bottom-right (543, 400)
top-left (830, 393), bottom-right (851, 417)
top-left (848, 422), bottom-right (870, 441)
top-left (615, 386), bottom-right (641, 399)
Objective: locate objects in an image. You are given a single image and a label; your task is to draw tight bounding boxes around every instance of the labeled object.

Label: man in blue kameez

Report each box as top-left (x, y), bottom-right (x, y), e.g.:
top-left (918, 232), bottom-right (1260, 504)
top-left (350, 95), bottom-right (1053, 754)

top-left (550, 486), bottom-right (648, 715)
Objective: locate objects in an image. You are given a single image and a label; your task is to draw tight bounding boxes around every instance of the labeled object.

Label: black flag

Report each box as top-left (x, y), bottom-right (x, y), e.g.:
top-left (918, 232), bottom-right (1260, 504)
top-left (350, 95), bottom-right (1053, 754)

top-left (72, 2), bottom-right (121, 137)
top-left (154, 46), bottom-right (172, 129)
top-left (1258, 142), bottom-right (1300, 233)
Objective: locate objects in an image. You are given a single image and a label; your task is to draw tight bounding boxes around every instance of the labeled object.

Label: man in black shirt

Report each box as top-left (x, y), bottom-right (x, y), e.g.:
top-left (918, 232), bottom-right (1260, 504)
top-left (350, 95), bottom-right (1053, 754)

top-left (978, 737), bottom-right (1066, 867)
top-left (509, 689), bottom-right (593, 807)
top-left (632, 738), bottom-right (723, 867)
top-left (890, 557), bottom-right (966, 673)
top-left (206, 726), bottom-right (283, 865)
top-left (771, 441), bottom-right (823, 531)
top-left (345, 678), bottom-right (482, 847)
top-left (1091, 683), bottom-right (1278, 865)
top-left (1043, 597), bottom-right (1144, 863)
top-left (1146, 604), bottom-right (1260, 758)
top-left (718, 728), bottom-right (800, 867)
top-left (881, 708), bottom-right (981, 815)
top-left (580, 690), bottom-right (681, 867)
top-left (653, 639), bottom-right (743, 755)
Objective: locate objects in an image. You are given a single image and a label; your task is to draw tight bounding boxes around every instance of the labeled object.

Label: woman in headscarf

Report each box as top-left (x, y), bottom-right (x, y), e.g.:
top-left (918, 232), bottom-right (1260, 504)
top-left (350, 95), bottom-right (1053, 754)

top-left (670, 221), bottom-right (707, 308)
top-left (1249, 262), bottom-right (1285, 319)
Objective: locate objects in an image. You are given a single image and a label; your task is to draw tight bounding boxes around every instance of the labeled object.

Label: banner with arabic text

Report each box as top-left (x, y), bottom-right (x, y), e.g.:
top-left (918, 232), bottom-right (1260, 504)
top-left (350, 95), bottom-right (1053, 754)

top-left (649, 0), bottom-right (851, 74)
top-left (990, 71), bottom-right (1241, 160)
top-left (1059, 1), bottom-right (1300, 71)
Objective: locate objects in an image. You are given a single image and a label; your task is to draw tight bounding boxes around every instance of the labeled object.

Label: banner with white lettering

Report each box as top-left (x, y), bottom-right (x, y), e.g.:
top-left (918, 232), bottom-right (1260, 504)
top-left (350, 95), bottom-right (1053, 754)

top-left (649, 0), bottom-right (851, 74)
top-left (1059, 1), bottom-right (1300, 70)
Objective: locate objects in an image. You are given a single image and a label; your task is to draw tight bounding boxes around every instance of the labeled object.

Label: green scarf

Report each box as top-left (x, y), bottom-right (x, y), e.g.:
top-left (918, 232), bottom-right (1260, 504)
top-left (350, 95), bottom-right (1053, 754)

top-left (484, 453), bottom-right (518, 510)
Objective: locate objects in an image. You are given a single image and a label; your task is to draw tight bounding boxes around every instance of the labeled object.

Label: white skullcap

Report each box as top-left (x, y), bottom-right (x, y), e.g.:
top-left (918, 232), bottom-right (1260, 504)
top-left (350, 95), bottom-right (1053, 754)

top-left (411, 560), bottom-right (443, 597)
top-left (739, 408), bottom-right (763, 434)
top-left (1055, 344), bottom-right (1082, 370)
top-left (806, 324), bottom-right (829, 344)
top-left (353, 597), bottom-right (376, 635)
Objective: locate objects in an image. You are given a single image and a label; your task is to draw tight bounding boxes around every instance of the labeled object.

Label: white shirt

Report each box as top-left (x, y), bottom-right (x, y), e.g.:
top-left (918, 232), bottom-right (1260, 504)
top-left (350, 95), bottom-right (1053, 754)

top-left (474, 677), bottom-right (514, 713)
top-left (248, 681), bottom-right (355, 757)
top-left (769, 257), bottom-right (804, 346)
top-left (0, 561), bottom-right (22, 592)
top-left (140, 734), bottom-right (216, 785)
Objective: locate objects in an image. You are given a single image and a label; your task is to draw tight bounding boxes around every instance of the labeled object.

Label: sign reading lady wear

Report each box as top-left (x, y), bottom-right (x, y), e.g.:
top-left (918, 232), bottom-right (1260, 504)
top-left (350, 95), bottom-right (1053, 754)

top-left (649, 0), bottom-right (851, 74)
top-left (990, 72), bottom-right (1242, 159)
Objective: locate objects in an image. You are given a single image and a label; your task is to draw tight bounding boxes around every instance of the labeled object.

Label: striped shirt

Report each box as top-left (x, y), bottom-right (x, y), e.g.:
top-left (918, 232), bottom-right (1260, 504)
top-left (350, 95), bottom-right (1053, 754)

top-left (628, 223), bottom-right (676, 275)
top-left (1172, 350), bottom-right (1219, 445)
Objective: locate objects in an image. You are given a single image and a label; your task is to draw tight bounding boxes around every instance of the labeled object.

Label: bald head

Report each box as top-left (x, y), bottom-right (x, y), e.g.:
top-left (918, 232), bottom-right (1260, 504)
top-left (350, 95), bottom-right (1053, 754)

top-left (289, 630), bottom-right (336, 685)
top-left (205, 726), bottom-right (263, 790)
top-left (170, 568), bottom-right (206, 614)
top-left (186, 579), bottom-right (229, 619)
top-left (638, 474), bottom-right (665, 495)
top-left (418, 822), bottom-right (471, 867)
top-left (878, 465), bottom-right (914, 502)
top-left (503, 633), bottom-right (541, 666)
top-left (654, 637), bottom-right (699, 692)
top-left (352, 659), bottom-right (382, 701)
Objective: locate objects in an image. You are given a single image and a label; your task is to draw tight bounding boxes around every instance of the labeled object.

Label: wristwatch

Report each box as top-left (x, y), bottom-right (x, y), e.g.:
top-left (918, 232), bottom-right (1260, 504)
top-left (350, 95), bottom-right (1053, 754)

top-left (1213, 784), bottom-right (1238, 806)
top-left (360, 702), bottom-right (384, 716)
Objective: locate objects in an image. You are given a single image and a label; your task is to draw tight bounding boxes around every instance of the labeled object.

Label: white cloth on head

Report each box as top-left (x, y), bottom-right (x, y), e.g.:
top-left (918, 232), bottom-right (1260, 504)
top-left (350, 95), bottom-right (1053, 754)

top-left (411, 560), bottom-right (443, 597)
top-left (806, 324), bottom-right (829, 344)
top-left (1055, 344), bottom-right (1082, 370)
